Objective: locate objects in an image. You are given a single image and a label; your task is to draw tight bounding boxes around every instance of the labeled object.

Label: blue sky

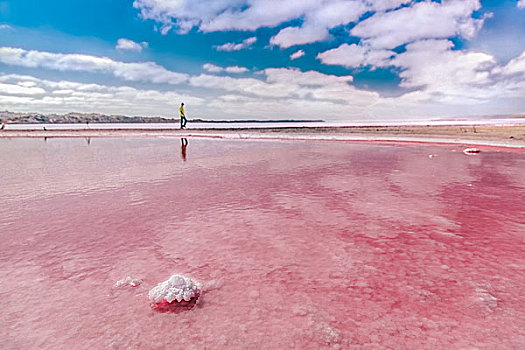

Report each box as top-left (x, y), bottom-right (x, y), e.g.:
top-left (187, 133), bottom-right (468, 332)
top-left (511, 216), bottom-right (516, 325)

top-left (0, 0), bottom-right (524, 120)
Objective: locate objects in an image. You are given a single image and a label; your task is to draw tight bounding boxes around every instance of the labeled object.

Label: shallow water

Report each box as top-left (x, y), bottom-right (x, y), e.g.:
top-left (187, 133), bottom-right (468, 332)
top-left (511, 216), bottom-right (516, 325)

top-left (1, 137), bottom-right (524, 349)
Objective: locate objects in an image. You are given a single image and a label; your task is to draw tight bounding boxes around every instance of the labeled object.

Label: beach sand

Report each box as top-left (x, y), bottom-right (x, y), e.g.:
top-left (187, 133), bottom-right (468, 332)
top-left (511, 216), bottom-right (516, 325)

top-left (2, 125), bottom-right (525, 148)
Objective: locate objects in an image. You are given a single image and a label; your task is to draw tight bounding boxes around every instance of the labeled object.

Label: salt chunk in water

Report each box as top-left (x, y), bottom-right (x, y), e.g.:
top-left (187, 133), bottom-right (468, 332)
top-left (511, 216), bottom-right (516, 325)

top-left (115, 276), bottom-right (142, 288)
top-left (149, 274), bottom-right (201, 303)
top-left (463, 148), bottom-right (480, 155)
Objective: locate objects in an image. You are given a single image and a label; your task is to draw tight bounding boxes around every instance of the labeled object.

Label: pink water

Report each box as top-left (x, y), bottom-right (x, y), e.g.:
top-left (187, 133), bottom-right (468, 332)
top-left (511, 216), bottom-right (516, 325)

top-left (1, 137), bottom-right (524, 349)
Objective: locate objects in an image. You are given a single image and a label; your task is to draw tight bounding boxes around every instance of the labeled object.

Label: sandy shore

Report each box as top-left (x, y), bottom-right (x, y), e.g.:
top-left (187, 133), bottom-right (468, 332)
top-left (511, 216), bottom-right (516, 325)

top-left (1, 125), bottom-right (525, 148)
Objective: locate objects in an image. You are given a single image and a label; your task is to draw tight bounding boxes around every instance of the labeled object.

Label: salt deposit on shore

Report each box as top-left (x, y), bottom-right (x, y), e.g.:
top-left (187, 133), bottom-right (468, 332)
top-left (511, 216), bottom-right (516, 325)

top-left (1, 127), bottom-right (524, 149)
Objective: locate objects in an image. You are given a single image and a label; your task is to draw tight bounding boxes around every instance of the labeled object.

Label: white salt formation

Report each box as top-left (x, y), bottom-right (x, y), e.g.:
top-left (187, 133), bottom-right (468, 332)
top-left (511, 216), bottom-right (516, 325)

top-left (149, 274), bottom-right (201, 303)
top-left (115, 276), bottom-right (143, 287)
top-left (463, 148), bottom-right (481, 155)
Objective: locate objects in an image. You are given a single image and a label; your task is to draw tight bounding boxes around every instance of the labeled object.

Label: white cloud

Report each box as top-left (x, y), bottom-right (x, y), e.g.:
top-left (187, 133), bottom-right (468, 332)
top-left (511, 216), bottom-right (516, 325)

top-left (189, 67), bottom-right (368, 106)
top-left (374, 40), bottom-right (525, 114)
top-left (0, 82), bottom-right (46, 95)
top-left (317, 43), bottom-right (395, 68)
top-left (137, 0), bottom-right (501, 58)
top-left (0, 71), bottom-right (378, 120)
top-left (270, 0), bottom-right (368, 48)
top-left (496, 50), bottom-right (525, 77)
top-left (0, 24), bottom-right (13, 31)
top-left (187, 68), bottom-right (379, 119)
top-left (188, 45), bottom-right (525, 120)
top-left (202, 63), bottom-right (248, 74)
top-left (270, 25), bottom-right (330, 49)
top-left (290, 50), bottom-right (305, 60)
top-left (0, 47), bottom-right (188, 85)
top-left (133, 0), bottom-right (312, 33)
top-left (116, 38), bottom-right (149, 52)
top-left (352, 0), bottom-right (484, 49)
top-left (269, 0), bottom-right (413, 48)
top-left (518, 0), bottom-right (525, 9)
top-left (366, 0), bottom-right (411, 12)
top-left (202, 63), bottom-right (223, 73)
top-left (392, 40), bottom-right (496, 94)
top-left (225, 66), bottom-right (248, 73)
top-left (0, 74), bottom-right (202, 117)
top-left (215, 37), bottom-right (256, 52)
top-left (160, 25), bottom-right (172, 35)
top-left (189, 74), bottom-right (297, 99)
top-left (2, 44), bottom-right (525, 121)
top-left (264, 68), bottom-right (354, 86)
top-left (133, 0), bottom-right (409, 44)
top-left (133, 0), bottom-right (486, 53)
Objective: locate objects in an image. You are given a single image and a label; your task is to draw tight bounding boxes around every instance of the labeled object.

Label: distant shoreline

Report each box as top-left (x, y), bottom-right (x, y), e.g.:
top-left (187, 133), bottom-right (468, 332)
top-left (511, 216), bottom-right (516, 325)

top-left (189, 119), bottom-right (324, 123)
top-left (0, 111), bottom-right (323, 124)
top-left (0, 119), bottom-right (325, 124)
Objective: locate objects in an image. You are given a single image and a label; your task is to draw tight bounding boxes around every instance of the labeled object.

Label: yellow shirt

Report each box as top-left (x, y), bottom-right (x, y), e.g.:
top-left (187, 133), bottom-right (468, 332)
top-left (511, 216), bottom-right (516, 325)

top-left (178, 105), bottom-right (185, 117)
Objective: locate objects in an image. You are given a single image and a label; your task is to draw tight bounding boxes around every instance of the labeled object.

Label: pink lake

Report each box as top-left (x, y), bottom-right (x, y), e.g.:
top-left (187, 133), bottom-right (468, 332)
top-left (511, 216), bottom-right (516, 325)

top-left (1, 137), bottom-right (524, 349)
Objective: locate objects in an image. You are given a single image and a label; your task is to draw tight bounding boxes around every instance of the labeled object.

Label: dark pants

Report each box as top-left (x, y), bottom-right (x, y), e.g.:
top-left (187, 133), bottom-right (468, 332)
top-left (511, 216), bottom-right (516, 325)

top-left (180, 116), bottom-right (187, 129)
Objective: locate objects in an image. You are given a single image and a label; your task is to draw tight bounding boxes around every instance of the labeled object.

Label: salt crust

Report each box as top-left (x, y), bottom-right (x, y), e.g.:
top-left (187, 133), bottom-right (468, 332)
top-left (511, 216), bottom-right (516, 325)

top-left (149, 274), bottom-right (201, 303)
top-left (115, 276), bottom-right (142, 287)
top-left (4, 130), bottom-right (524, 149)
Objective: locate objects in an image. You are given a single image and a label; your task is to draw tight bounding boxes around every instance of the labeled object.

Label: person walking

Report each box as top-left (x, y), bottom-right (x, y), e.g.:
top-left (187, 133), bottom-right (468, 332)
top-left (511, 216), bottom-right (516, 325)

top-left (179, 102), bottom-right (187, 129)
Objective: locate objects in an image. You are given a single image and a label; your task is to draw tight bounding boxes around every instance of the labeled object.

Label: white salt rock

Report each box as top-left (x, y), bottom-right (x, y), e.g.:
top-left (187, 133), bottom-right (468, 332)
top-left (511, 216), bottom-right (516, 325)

top-left (149, 274), bottom-right (201, 303)
top-left (115, 276), bottom-right (143, 288)
top-left (463, 148), bottom-right (480, 155)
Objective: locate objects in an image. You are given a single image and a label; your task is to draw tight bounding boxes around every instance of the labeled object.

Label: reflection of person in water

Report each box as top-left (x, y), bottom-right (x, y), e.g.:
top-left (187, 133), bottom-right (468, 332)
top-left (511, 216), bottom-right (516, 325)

top-left (181, 138), bottom-right (188, 161)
